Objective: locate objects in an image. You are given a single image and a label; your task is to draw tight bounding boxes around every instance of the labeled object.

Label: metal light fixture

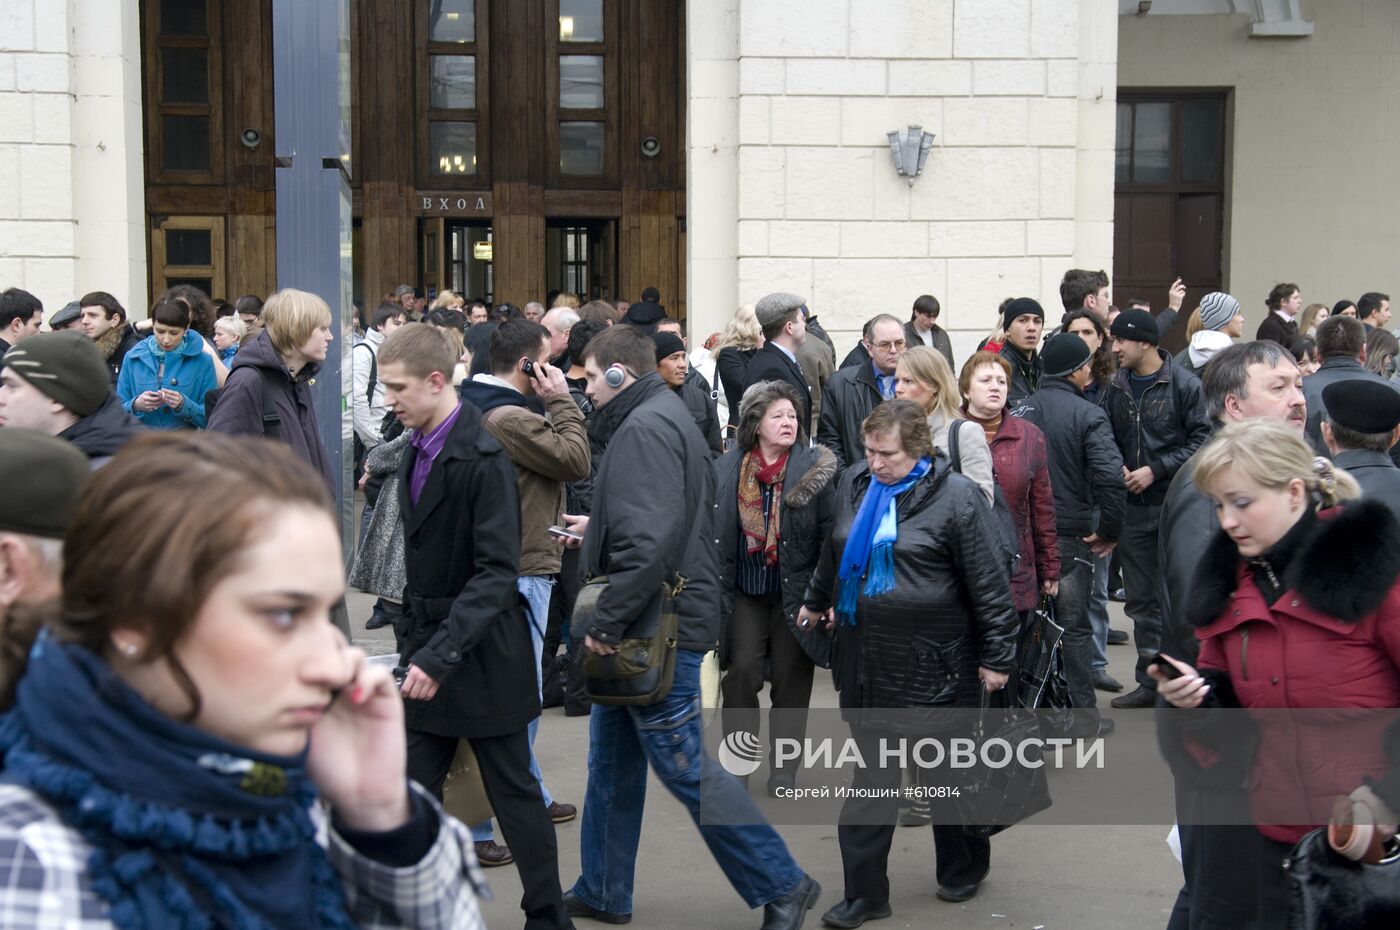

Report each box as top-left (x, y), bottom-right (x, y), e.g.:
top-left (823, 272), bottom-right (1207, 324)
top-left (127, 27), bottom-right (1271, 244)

top-left (886, 125), bottom-right (935, 187)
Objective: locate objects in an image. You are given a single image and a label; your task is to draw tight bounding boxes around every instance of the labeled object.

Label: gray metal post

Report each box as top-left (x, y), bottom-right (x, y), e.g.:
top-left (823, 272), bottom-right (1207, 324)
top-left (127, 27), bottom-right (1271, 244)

top-left (271, 0), bottom-right (354, 549)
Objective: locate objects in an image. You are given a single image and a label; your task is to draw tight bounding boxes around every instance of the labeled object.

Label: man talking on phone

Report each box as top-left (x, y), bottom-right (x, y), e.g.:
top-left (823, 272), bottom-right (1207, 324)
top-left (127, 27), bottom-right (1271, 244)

top-left (460, 318), bottom-right (591, 858)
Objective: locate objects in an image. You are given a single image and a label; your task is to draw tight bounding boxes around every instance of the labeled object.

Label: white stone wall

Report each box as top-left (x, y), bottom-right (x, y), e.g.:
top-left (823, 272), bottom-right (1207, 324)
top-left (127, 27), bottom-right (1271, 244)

top-left (0, 0), bottom-right (146, 320)
top-left (687, 0), bottom-right (1119, 359)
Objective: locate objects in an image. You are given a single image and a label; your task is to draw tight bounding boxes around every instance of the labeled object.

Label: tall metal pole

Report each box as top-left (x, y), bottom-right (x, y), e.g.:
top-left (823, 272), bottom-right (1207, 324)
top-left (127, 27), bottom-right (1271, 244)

top-left (271, 0), bottom-right (354, 550)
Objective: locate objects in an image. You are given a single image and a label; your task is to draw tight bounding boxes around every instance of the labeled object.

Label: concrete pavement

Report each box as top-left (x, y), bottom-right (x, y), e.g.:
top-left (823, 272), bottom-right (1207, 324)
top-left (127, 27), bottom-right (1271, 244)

top-left (345, 591), bottom-right (1184, 929)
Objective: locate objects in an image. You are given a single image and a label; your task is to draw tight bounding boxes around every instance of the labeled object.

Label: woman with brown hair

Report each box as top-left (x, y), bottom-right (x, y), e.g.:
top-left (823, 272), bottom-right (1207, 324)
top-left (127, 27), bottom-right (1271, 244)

top-left (0, 432), bottom-right (484, 929)
top-left (1060, 309), bottom-right (1115, 403)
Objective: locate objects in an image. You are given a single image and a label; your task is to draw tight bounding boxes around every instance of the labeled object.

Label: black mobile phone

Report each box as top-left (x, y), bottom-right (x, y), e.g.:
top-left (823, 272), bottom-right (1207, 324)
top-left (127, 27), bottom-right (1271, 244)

top-left (1151, 653), bottom-right (1184, 680)
top-left (519, 358), bottom-right (538, 378)
top-left (392, 665), bottom-right (409, 689)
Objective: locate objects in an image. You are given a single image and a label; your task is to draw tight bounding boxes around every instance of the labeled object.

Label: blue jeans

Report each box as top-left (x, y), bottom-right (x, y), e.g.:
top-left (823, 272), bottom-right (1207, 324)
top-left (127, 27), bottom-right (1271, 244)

top-left (472, 575), bottom-right (556, 843)
top-left (570, 649), bottom-right (804, 913)
top-left (1088, 550), bottom-right (1111, 674)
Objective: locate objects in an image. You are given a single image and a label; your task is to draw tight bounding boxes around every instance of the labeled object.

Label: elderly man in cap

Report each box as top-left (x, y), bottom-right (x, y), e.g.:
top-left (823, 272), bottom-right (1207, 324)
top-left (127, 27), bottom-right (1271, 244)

top-left (48, 302), bottom-right (83, 332)
top-left (1175, 292), bottom-right (1244, 376)
top-left (1322, 379), bottom-right (1400, 519)
top-left (741, 292), bottom-right (813, 432)
top-left (0, 430), bottom-right (90, 703)
top-left (0, 333), bottom-right (142, 468)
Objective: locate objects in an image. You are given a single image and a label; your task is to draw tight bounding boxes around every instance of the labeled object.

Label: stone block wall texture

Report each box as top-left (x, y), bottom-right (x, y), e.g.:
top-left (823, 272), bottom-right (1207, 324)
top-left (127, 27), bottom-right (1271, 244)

top-left (1119, 0), bottom-right (1400, 334)
top-left (689, 0), bottom-right (1118, 359)
top-left (0, 0), bottom-right (146, 320)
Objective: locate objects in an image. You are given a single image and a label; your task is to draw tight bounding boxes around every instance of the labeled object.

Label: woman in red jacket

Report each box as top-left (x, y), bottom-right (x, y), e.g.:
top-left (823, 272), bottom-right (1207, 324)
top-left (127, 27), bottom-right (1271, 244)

top-left (958, 350), bottom-right (1060, 614)
top-left (1152, 418), bottom-right (1400, 927)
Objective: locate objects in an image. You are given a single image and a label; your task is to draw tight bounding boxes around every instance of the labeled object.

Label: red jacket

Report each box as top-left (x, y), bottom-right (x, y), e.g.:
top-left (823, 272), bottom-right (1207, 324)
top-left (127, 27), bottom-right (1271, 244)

top-left (1188, 501), bottom-right (1400, 843)
top-left (971, 410), bottom-right (1060, 612)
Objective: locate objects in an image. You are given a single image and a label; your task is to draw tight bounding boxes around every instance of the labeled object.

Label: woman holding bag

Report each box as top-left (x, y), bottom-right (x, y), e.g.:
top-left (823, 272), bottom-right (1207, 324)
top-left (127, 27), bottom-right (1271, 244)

top-left (798, 400), bottom-right (1018, 926)
top-left (1154, 417), bottom-right (1400, 928)
top-left (0, 432), bottom-right (485, 930)
top-left (714, 380), bottom-right (839, 796)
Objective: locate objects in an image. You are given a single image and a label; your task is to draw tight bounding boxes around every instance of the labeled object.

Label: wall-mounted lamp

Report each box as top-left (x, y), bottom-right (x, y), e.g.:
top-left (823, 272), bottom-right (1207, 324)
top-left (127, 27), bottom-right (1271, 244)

top-left (886, 125), bottom-right (935, 187)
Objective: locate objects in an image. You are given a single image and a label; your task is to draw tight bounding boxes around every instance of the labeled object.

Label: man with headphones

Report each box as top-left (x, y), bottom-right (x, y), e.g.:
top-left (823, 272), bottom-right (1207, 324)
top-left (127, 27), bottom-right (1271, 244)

top-left (556, 324), bottom-right (820, 929)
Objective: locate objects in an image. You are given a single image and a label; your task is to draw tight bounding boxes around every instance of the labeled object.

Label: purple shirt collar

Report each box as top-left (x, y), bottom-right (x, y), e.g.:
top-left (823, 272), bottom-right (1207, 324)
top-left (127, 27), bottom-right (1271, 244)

top-left (409, 401), bottom-right (462, 507)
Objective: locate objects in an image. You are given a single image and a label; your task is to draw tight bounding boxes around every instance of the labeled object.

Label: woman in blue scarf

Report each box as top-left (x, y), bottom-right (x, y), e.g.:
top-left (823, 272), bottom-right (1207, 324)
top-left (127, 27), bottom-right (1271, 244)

top-left (0, 432), bottom-right (485, 930)
top-left (797, 399), bottom-right (1020, 928)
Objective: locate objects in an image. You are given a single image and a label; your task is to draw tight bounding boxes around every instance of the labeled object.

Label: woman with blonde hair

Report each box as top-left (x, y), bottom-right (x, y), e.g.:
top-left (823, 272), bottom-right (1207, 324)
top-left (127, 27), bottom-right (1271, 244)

top-left (207, 288), bottom-right (337, 493)
top-left (893, 346), bottom-right (994, 504)
top-left (1298, 302), bottom-right (1329, 338)
top-left (713, 303), bottom-right (764, 437)
top-left (429, 290), bottom-right (465, 312)
top-left (1153, 418), bottom-right (1400, 927)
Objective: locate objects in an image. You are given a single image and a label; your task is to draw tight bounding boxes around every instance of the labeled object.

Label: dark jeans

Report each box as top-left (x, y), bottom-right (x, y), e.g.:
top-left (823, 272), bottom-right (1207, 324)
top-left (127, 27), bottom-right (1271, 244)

top-left (720, 590), bottom-right (815, 770)
top-left (406, 727), bottom-right (568, 930)
top-left (547, 547), bottom-right (591, 715)
top-left (1118, 502), bottom-right (1164, 689)
top-left (838, 727), bottom-right (989, 902)
top-left (1054, 535), bottom-right (1098, 718)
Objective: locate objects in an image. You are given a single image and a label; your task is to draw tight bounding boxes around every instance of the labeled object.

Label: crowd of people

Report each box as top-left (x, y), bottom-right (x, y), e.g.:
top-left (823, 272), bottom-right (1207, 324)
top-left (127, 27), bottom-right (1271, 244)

top-left (0, 272), bottom-right (1398, 930)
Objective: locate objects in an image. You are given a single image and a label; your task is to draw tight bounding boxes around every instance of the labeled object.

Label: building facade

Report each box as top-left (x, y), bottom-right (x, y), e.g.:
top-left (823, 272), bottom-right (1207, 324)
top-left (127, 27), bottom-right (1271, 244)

top-left (0, 0), bottom-right (1394, 359)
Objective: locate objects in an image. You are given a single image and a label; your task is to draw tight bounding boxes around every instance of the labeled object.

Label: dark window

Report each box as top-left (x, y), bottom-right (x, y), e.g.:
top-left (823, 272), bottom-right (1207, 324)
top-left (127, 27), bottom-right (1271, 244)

top-left (162, 116), bottom-right (211, 172)
top-left (559, 121), bottom-right (604, 176)
top-left (147, 0), bottom-right (220, 180)
top-left (160, 0), bottom-right (207, 36)
top-left (164, 276), bottom-right (213, 295)
top-left (1181, 97), bottom-right (1224, 184)
top-left (550, 0), bottom-right (611, 184)
top-left (161, 48), bottom-right (209, 104)
top-left (430, 121), bottom-right (478, 176)
top-left (165, 227), bottom-right (212, 266)
top-left (421, 0), bottom-right (485, 182)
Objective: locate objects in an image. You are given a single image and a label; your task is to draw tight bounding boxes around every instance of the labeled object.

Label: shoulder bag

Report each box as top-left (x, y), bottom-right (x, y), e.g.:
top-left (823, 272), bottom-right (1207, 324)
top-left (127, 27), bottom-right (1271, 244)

top-left (571, 575), bottom-right (686, 706)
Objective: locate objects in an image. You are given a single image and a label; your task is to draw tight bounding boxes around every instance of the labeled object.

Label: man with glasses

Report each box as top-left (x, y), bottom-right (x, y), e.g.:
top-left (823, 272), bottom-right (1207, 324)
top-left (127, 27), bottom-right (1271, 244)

top-left (817, 313), bottom-right (907, 468)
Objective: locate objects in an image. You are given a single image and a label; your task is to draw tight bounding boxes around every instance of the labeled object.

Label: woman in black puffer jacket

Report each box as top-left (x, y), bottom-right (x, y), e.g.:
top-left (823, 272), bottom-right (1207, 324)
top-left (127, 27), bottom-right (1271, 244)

top-left (798, 399), bottom-right (1019, 928)
top-left (713, 380), bottom-right (839, 796)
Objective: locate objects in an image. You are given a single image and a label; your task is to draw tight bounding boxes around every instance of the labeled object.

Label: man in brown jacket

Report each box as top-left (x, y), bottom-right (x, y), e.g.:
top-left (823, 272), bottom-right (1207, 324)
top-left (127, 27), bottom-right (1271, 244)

top-left (458, 317), bottom-right (591, 862)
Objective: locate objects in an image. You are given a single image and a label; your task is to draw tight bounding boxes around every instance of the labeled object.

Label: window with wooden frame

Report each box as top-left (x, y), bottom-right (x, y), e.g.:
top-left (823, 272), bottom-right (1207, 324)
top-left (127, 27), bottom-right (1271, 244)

top-left (143, 0), bottom-right (224, 183)
top-left (150, 216), bottom-right (227, 301)
top-left (548, 0), bottom-right (616, 186)
top-left (420, 0), bottom-right (489, 185)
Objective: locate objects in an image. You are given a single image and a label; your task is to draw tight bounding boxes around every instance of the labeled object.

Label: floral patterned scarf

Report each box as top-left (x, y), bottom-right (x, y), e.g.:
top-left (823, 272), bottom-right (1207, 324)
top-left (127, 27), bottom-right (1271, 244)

top-left (738, 448), bottom-right (789, 566)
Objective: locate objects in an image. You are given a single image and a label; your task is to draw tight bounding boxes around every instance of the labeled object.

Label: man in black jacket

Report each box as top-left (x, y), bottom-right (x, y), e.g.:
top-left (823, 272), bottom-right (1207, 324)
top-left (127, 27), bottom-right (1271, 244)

top-left (377, 324), bottom-right (570, 930)
top-left (1014, 333), bottom-right (1125, 735)
top-left (1303, 315), bottom-right (1400, 459)
top-left (838, 318), bottom-right (874, 370)
top-left (1101, 308), bottom-right (1211, 708)
top-left (0, 288), bottom-right (43, 372)
top-left (742, 292), bottom-right (813, 431)
top-left (903, 294), bottom-right (954, 369)
top-left (0, 332), bottom-right (142, 468)
top-left (559, 325), bottom-right (819, 930)
top-left (1154, 339), bottom-right (1304, 930)
top-left (1255, 281), bottom-right (1301, 346)
top-left (999, 297), bottom-right (1045, 405)
top-left (78, 291), bottom-right (142, 384)
top-left (656, 319), bottom-right (723, 455)
top-left (818, 314), bottom-right (905, 469)
top-left (1323, 379), bottom-right (1400, 520)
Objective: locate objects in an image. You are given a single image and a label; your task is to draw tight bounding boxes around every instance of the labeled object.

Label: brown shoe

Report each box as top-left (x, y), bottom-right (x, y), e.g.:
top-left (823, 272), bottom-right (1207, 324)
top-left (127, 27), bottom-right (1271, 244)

top-left (473, 839), bottom-right (514, 866)
top-left (547, 800), bottom-right (578, 823)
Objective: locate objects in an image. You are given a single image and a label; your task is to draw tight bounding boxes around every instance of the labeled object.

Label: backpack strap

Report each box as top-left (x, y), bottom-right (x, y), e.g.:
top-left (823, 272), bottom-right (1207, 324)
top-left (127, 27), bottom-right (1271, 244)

top-left (258, 368), bottom-right (283, 441)
top-left (354, 341), bottom-right (377, 405)
top-left (948, 418), bottom-right (964, 473)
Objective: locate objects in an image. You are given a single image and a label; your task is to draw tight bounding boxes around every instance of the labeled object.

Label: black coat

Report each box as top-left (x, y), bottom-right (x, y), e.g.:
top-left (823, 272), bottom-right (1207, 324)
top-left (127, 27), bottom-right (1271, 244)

top-left (713, 443), bottom-right (839, 667)
top-left (57, 392), bottom-right (143, 466)
top-left (680, 367), bottom-right (723, 456)
top-left (1000, 344), bottom-right (1042, 406)
top-left (1255, 312), bottom-right (1298, 348)
top-left (741, 343), bottom-right (812, 433)
top-left (1334, 449), bottom-right (1400, 521)
top-left (580, 374), bottom-right (720, 652)
top-left (816, 362), bottom-right (885, 470)
top-left (803, 458), bottom-right (1019, 733)
top-left (839, 342), bottom-right (870, 370)
top-left (1100, 349), bottom-right (1211, 506)
top-left (715, 346), bottom-right (756, 429)
top-left (1013, 377), bottom-right (1125, 541)
top-left (903, 321), bottom-right (954, 370)
top-left (1157, 447), bottom-right (1216, 665)
top-left (206, 330), bottom-right (336, 494)
top-left (396, 400), bottom-right (539, 739)
top-left (1303, 357), bottom-right (1400, 459)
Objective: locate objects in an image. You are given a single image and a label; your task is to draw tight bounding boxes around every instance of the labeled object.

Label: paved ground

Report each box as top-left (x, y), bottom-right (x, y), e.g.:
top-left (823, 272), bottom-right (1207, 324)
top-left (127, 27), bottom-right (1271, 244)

top-left (346, 589), bottom-right (1183, 929)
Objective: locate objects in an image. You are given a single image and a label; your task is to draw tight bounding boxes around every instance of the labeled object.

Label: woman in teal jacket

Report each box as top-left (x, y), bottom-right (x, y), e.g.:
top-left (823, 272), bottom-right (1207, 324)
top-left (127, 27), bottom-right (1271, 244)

top-left (116, 295), bottom-right (218, 429)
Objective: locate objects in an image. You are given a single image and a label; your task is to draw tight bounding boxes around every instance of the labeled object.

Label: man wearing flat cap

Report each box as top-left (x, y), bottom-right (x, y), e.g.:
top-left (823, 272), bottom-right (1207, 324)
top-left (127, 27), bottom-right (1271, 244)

top-left (0, 430), bottom-right (90, 705)
top-left (0, 332), bottom-right (143, 468)
top-left (741, 292), bottom-right (812, 432)
top-left (1322, 379), bottom-right (1400, 519)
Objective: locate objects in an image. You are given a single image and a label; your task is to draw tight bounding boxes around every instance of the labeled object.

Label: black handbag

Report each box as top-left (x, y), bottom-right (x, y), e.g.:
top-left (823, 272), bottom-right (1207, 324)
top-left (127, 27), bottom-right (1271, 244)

top-left (1016, 595), bottom-right (1068, 711)
top-left (572, 575), bottom-right (684, 706)
top-left (957, 685), bottom-right (1053, 838)
top-left (1283, 827), bottom-right (1400, 929)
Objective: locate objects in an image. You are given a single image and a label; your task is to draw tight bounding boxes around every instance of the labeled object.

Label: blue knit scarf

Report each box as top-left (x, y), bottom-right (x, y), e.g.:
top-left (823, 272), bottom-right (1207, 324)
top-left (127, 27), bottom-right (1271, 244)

top-left (835, 457), bottom-right (932, 624)
top-left (0, 632), bottom-right (357, 930)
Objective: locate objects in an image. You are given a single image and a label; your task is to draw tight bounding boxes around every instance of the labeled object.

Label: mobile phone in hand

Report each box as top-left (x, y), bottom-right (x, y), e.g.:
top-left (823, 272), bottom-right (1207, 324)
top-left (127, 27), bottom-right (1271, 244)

top-left (1151, 653), bottom-right (1185, 680)
top-left (548, 525), bottom-right (583, 542)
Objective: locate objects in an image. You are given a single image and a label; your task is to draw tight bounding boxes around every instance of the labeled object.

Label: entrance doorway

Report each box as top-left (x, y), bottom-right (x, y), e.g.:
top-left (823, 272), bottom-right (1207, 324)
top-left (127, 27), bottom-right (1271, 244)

top-left (420, 219), bottom-right (493, 303)
top-left (1113, 92), bottom-right (1228, 354)
top-left (546, 220), bottom-right (615, 302)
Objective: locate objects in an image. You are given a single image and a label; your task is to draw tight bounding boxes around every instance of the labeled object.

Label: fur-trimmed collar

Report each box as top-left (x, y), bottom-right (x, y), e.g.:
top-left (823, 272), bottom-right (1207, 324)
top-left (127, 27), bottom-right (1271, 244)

top-left (94, 324), bottom-right (125, 360)
top-left (785, 444), bottom-right (838, 508)
top-left (1186, 498), bottom-right (1400, 627)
